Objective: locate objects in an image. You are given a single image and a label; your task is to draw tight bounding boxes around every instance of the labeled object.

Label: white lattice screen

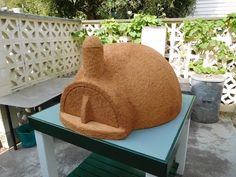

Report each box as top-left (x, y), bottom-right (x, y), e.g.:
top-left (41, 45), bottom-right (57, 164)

top-left (164, 21), bottom-right (236, 111)
top-left (82, 19), bottom-right (236, 111)
top-left (0, 13), bottom-right (235, 111)
top-left (0, 12), bottom-right (82, 96)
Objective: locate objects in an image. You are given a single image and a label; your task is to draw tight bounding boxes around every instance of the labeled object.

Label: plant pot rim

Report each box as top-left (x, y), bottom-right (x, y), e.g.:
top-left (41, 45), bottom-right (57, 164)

top-left (191, 73), bottom-right (226, 83)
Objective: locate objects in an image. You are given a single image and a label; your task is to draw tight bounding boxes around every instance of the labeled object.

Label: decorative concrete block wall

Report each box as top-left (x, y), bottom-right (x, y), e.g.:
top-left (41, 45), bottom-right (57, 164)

top-left (0, 12), bottom-right (82, 148)
top-left (0, 12), bottom-right (82, 97)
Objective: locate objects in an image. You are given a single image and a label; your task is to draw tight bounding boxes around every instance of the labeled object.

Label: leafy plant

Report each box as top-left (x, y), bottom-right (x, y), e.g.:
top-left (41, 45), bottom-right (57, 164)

top-left (223, 13), bottom-right (236, 38)
top-left (71, 19), bottom-right (120, 44)
top-left (93, 19), bottom-right (120, 44)
top-left (189, 59), bottom-right (225, 75)
top-left (71, 28), bottom-right (88, 44)
top-left (183, 19), bottom-right (217, 53)
top-left (118, 23), bottom-right (130, 36)
top-left (71, 14), bottom-right (163, 44)
top-left (183, 18), bottom-right (235, 75)
top-left (127, 14), bottom-right (163, 43)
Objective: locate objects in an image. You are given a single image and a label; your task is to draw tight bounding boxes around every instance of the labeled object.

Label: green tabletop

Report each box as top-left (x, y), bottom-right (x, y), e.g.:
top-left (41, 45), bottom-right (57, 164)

top-left (29, 94), bottom-right (195, 177)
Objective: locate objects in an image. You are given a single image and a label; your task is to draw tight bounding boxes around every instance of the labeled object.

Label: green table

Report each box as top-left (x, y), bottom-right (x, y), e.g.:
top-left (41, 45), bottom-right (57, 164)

top-left (29, 94), bottom-right (195, 177)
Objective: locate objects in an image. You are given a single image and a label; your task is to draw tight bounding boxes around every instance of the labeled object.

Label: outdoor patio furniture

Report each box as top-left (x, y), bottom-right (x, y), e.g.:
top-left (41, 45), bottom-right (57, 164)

top-left (29, 94), bottom-right (195, 177)
top-left (0, 77), bottom-right (73, 150)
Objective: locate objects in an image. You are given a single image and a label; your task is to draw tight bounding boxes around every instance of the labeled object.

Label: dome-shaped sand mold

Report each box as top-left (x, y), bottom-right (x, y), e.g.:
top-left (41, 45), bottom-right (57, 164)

top-left (60, 36), bottom-right (182, 139)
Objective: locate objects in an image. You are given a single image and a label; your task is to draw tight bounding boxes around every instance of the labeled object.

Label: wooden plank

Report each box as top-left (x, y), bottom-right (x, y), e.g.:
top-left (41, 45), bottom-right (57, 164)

top-left (196, 4), bottom-right (236, 8)
top-left (80, 162), bottom-right (115, 177)
top-left (193, 0), bottom-right (236, 17)
top-left (194, 0), bottom-right (236, 17)
top-left (68, 153), bottom-right (179, 177)
top-left (86, 157), bottom-right (142, 177)
top-left (68, 153), bottom-right (145, 177)
top-left (197, 0), bottom-right (236, 4)
top-left (68, 167), bottom-right (97, 177)
top-left (90, 153), bottom-right (144, 176)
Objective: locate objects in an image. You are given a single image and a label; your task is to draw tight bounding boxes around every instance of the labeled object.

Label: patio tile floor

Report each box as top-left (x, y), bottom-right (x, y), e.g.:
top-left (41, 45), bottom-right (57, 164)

top-left (0, 117), bottom-right (236, 177)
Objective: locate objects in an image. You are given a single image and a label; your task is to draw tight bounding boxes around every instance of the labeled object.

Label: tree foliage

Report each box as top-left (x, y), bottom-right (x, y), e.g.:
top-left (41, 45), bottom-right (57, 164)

top-left (0, 0), bottom-right (196, 19)
top-left (71, 14), bottom-right (163, 44)
top-left (0, 0), bottom-right (54, 16)
top-left (183, 15), bottom-right (236, 75)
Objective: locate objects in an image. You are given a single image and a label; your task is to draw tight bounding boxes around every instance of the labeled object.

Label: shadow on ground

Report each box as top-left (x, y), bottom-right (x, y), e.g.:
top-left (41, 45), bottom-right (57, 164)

top-left (183, 118), bottom-right (236, 177)
top-left (0, 140), bottom-right (90, 177)
top-left (0, 118), bottom-right (236, 177)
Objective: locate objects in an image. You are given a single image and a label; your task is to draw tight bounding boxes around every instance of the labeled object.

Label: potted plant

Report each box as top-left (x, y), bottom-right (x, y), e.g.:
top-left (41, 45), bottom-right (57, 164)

top-left (183, 18), bottom-right (235, 123)
top-left (127, 14), bottom-right (164, 44)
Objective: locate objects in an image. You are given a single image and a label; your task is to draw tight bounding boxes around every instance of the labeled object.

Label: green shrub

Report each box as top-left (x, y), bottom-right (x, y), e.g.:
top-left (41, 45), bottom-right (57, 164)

top-left (71, 14), bottom-right (163, 44)
top-left (183, 15), bottom-right (236, 75)
top-left (127, 14), bottom-right (163, 43)
top-left (93, 19), bottom-right (120, 44)
top-left (189, 59), bottom-right (225, 75)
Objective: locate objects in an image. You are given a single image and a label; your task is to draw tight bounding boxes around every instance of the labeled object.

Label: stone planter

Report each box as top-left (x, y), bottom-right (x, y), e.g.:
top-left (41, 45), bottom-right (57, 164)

top-left (191, 74), bottom-right (225, 123)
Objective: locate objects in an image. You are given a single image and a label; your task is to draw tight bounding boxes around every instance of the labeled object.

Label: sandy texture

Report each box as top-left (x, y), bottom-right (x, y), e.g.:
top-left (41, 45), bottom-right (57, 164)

top-left (60, 36), bottom-right (182, 139)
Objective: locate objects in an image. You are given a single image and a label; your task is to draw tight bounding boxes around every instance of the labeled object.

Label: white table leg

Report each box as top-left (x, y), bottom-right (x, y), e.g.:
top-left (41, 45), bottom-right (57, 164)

top-left (176, 118), bottom-right (190, 175)
top-left (35, 130), bottom-right (59, 177)
top-left (144, 119), bottom-right (190, 177)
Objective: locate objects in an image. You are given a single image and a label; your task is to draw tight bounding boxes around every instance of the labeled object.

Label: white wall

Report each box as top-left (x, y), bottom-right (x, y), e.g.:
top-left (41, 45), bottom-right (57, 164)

top-left (193, 0), bottom-right (236, 17)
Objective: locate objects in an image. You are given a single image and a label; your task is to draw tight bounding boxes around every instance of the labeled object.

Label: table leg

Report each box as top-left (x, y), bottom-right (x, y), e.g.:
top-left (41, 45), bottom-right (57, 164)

top-left (145, 119), bottom-right (190, 177)
top-left (35, 130), bottom-right (59, 177)
top-left (5, 105), bottom-right (17, 150)
top-left (176, 118), bottom-right (190, 175)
